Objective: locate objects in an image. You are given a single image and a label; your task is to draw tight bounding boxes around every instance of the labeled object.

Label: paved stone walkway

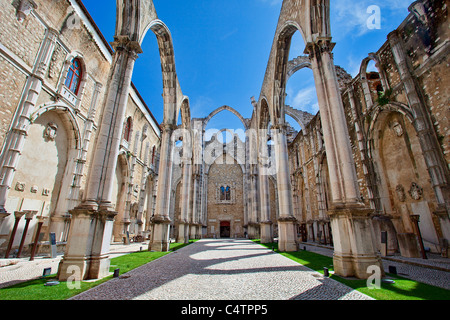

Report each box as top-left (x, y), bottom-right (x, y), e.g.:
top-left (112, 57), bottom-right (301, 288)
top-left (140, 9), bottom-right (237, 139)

top-left (70, 239), bottom-right (373, 300)
top-left (0, 242), bottom-right (147, 289)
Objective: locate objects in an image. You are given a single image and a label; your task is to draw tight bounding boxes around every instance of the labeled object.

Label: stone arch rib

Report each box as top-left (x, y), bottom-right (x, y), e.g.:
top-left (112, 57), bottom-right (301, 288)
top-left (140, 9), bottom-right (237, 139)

top-left (204, 105), bottom-right (248, 130)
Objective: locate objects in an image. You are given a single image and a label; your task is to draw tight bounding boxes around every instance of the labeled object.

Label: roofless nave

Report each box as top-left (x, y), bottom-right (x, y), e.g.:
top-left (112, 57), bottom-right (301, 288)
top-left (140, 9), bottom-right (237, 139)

top-left (0, 0), bottom-right (448, 282)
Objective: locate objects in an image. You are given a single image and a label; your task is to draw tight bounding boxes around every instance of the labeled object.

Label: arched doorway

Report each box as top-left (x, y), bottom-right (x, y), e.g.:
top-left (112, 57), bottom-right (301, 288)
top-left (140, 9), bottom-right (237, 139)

top-left (220, 221), bottom-right (231, 238)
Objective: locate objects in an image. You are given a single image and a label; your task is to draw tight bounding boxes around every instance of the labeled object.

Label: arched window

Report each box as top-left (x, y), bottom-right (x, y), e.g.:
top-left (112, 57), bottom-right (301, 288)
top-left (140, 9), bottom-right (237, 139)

top-left (123, 117), bottom-right (132, 142)
top-left (220, 186), bottom-right (226, 201)
top-left (219, 185), bottom-right (231, 201)
top-left (64, 58), bottom-right (83, 95)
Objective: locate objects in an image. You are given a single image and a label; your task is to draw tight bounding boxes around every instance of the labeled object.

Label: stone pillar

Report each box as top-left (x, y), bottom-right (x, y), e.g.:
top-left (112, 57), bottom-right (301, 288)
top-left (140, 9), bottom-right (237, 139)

top-left (247, 170), bottom-right (260, 239)
top-left (58, 37), bottom-right (141, 281)
top-left (149, 124), bottom-right (176, 252)
top-left (388, 30), bottom-right (449, 216)
top-left (0, 28), bottom-right (59, 215)
top-left (178, 159), bottom-right (192, 244)
top-left (259, 132), bottom-right (273, 244)
top-left (29, 216), bottom-right (47, 261)
top-left (4, 211), bottom-right (25, 258)
top-left (191, 172), bottom-right (200, 239)
top-left (259, 166), bottom-right (273, 242)
top-left (17, 210), bottom-right (37, 257)
top-left (306, 39), bottom-right (382, 279)
top-left (272, 124), bottom-right (297, 251)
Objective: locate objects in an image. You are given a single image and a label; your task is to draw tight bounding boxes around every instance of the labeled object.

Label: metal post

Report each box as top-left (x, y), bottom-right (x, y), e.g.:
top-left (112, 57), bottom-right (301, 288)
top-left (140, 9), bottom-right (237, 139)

top-left (5, 212), bottom-right (25, 258)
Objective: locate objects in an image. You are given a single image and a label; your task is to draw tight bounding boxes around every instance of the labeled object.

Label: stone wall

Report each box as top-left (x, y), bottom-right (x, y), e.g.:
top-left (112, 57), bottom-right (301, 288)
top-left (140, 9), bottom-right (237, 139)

top-left (0, 0), bottom-right (161, 256)
top-left (287, 0), bottom-right (449, 256)
top-left (206, 154), bottom-right (245, 238)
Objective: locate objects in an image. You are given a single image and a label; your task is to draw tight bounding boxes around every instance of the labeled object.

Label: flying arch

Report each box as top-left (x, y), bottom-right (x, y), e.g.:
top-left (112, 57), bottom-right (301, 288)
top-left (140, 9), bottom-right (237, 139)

top-left (204, 105), bottom-right (248, 130)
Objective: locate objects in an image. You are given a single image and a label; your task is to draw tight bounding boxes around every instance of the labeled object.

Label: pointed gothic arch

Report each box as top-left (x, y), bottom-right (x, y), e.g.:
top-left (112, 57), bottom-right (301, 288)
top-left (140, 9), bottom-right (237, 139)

top-left (204, 105), bottom-right (248, 131)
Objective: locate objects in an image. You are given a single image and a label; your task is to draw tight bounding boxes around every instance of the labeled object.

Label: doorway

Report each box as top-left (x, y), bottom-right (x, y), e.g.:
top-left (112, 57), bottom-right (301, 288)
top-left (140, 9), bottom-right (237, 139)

top-left (220, 221), bottom-right (231, 238)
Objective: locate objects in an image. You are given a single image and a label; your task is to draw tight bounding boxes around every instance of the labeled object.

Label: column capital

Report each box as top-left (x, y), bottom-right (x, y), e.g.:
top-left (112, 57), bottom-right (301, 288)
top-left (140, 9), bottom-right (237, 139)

top-left (387, 30), bottom-right (401, 44)
top-left (13, 211), bottom-right (26, 220)
top-left (23, 210), bottom-right (38, 220)
top-left (111, 36), bottom-right (143, 57)
top-left (304, 38), bottom-right (335, 59)
top-left (160, 123), bottom-right (178, 134)
top-left (0, 212), bottom-right (10, 220)
top-left (270, 123), bottom-right (289, 135)
top-left (151, 214), bottom-right (172, 224)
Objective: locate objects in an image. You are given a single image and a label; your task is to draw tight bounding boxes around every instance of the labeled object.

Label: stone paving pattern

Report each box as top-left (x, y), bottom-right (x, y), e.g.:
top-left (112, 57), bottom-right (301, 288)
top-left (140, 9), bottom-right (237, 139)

top-left (0, 239), bottom-right (449, 299)
top-left (70, 239), bottom-right (373, 300)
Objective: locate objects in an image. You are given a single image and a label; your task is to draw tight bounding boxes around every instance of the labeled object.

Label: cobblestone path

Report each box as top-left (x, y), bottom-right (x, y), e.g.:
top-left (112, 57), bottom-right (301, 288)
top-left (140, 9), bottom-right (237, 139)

top-left (71, 239), bottom-right (373, 300)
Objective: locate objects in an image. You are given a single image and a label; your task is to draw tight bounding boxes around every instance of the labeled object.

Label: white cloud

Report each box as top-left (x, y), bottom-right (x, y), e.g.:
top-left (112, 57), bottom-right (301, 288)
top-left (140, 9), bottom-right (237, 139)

top-left (286, 85), bottom-right (319, 114)
top-left (191, 96), bottom-right (214, 118)
top-left (220, 27), bottom-right (239, 41)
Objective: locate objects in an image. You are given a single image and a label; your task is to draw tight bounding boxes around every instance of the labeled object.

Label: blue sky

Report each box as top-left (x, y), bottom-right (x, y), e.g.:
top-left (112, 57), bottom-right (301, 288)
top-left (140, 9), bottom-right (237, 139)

top-left (81, 0), bottom-right (414, 133)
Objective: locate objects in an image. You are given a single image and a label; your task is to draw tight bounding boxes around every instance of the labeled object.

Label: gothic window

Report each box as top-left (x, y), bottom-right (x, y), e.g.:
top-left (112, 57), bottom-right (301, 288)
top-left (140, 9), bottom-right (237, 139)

top-left (220, 186), bottom-right (225, 200)
top-left (225, 186), bottom-right (231, 201)
top-left (220, 186), bottom-right (231, 201)
top-left (124, 117), bottom-right (132, 142)
top-left (64, 58), bottom-right (82, 95)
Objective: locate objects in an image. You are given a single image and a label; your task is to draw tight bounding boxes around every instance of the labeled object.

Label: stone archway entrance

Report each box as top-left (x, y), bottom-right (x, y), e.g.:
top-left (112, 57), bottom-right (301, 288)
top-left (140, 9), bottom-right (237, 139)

top-left (220, 221), bottom-right (231, 238)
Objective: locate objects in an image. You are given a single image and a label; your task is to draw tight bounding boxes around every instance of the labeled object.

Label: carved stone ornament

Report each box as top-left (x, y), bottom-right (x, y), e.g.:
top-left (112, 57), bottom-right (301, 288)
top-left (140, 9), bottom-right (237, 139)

top-left (409, 182), bottom-right (423, 200)
top-left (395, 184), bottom-right (406, 202)
top-left (43, 122), bottom-right (58, 142)
top-left (16, 0), bottom-right (37, 22)
top-left (391, 121), bottom-right (404, 137)
top-left (15, 182), bottom-right (25, 192)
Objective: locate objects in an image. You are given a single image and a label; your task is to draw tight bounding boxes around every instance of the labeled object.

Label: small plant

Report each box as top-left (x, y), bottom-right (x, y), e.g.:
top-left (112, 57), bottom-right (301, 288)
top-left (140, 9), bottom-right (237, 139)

top-left (377, 89), bottom-right (393, 106)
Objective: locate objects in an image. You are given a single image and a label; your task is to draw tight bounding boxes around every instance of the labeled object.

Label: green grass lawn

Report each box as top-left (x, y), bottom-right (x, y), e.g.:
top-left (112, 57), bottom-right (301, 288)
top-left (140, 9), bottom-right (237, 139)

top-left (254, 240), bottom-right (450, 301)
top-left (0, 241), bottom-right (194, 301)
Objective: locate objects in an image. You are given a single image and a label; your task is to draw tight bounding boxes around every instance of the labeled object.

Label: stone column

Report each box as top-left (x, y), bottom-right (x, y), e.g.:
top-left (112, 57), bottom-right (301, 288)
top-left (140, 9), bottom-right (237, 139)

top-left (259, 173), bottom-right (273, 244)
top-left (178, 159), bottom-right (192, 244)
top-left (149, 124), bottom-right (176, 252)
top-left (272, 124), bottom-right (297, 251)
top-left (191, 172), bottom-right (200, 239)
top-left (17, 210), bottom-right (37, 258)
top-left (259, 131), bottom-right (273, 244)
top-left (247, 170), bottom-right (260, 239)
top-left (4, 211), bottom-right (25, 258)
top-left (58, 36), bottom-right (141, 281)
top-left (29, 216), bottom-right (47, 261)
top-left (0, 28), bottom-right (59, 215)
top-left (306, 39), bottom-right (382, 279)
